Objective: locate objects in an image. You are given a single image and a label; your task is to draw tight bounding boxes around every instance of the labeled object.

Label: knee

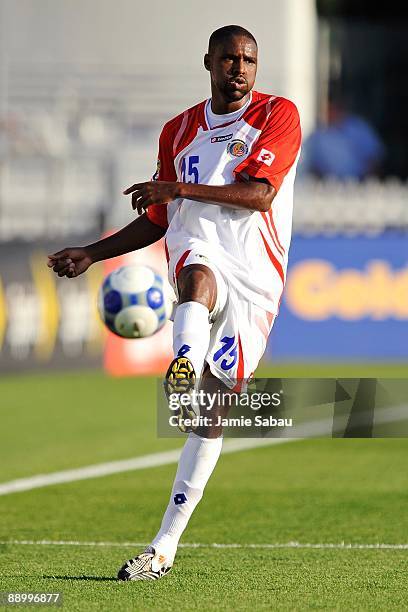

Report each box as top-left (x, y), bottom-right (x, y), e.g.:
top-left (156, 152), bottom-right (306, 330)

top-left (179, 266), bottom-right (208, 294)
top-left (178, 265), bottom-right (217, 310)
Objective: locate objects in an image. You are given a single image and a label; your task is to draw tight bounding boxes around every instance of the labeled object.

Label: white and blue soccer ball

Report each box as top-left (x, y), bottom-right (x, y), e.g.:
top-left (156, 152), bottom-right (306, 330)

top-left (98, 264), bottom-right (173, 338)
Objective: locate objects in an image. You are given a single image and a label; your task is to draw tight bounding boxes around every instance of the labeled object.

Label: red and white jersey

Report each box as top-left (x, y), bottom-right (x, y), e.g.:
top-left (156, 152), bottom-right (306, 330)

top-left (146, 90), bottom-right (301, 314)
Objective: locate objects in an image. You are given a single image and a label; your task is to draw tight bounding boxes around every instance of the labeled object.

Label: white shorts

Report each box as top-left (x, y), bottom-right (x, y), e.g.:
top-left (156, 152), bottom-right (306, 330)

top-left (170, 249), bottom-right (275, 390)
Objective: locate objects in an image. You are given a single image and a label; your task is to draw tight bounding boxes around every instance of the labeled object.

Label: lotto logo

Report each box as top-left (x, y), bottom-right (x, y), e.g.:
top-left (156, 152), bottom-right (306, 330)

top-left (177, 344), bottom-right (191, 356)
top-left (257, 148), bottom-right (275, 166)
top-left (174, 493), bottom-right (187, 505)
top-left (211, 133), bottom-right (233, 143)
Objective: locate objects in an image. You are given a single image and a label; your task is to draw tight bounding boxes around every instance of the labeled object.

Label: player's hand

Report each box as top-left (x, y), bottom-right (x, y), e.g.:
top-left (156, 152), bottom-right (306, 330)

top-left (123, 181), bottom-right (179, 215)
top-left (47, 247), bottom-right (93, 278)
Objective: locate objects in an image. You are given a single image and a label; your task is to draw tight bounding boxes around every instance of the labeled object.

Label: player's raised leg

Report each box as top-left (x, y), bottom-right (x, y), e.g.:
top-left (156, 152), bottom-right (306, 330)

top-left (170, 264), bottom-right (217, 373)
top-left (165, 264), bottom-right (217, 431)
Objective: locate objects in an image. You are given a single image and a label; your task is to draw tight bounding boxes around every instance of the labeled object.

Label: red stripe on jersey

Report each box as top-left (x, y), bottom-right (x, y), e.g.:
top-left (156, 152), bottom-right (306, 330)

top-left (261, 211), bottom-right (284, 258)
top-left (254, 314), bottom-right (269, 340)
top-left (199, 100), bottom-right (209, 131)
top-left (164, 239), bottom-right (169, 264)
top-left (266, 311), bottom-right (274, 329)
top-left (268, 208), bottom-right (285, 254)
top-left (173, 111), bottom-right (189, 156)
top-left (157, 122), bottom-right (178, 182)
top-left (265, 95), bottom-right (275, 117)
top-left (232, 334), bottom-right (245, 392)
top-left (174, 249), bottom-right (191, 279)
top-left (173, 102), bottom-right (206, 158)
top-left (259, 229), bottom-right (285, 285)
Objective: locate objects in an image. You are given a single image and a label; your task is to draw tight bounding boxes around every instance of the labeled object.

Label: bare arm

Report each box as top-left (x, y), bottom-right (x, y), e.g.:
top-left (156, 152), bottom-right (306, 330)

top-left (124, 179), bottom-right (276, 215)
top-left (84, 213), bottom-right (165, 263)
top-left (178, 180), bottom-right (275, 212)
top-left (47, 213), bottom-right (165, 278)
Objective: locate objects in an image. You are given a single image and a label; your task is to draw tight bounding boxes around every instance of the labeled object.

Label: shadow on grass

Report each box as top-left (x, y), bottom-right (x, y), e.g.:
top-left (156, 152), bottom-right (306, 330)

top-left (43, 574), bottom-right (118, 582)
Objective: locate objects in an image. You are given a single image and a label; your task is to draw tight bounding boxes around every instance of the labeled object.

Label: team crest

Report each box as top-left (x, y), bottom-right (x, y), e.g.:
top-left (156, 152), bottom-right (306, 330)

top-left (152, 158), bottom-right (161, 181)
top-left (227, 139), bottom-right (248, 157)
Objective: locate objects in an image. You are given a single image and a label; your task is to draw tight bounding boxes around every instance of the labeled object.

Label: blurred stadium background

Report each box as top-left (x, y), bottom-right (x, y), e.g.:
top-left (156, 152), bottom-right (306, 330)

top-left (0, 0), bottom-right (407, 374)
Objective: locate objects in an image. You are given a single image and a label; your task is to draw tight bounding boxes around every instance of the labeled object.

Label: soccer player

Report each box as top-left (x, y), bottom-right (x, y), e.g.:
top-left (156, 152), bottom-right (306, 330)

top-left (48, 25), bottom-right (301, 580)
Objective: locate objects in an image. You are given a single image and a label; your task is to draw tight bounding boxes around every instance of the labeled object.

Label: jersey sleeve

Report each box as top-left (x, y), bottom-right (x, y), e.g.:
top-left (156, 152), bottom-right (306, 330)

top-left (145, 123), bottom-right (177, 229)
top-left (234, 98), bottom-right (301, 192)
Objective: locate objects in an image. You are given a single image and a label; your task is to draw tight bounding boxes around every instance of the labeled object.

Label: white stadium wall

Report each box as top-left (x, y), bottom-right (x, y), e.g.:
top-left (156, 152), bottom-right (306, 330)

top-left (1, 0), bottom-right (317, 135)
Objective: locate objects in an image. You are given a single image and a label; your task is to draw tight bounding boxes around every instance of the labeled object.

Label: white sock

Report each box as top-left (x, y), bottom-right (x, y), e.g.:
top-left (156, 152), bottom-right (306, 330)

top-left (173, 301), bottom-right (210, 378)
top-left (151, 432), bottom-right (223, 561)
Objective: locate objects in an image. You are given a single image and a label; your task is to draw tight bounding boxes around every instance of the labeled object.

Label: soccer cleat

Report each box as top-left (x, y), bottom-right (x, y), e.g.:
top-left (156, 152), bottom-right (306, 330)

top-left (165, 356), bottom-right (198, 433)
top-left (117, 546), bottom-right (172, 581)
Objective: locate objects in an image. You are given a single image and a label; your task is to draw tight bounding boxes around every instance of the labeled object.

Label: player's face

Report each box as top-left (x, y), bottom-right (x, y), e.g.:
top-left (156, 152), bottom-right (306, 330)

top-left (207, 36), bottom-right (257, 103)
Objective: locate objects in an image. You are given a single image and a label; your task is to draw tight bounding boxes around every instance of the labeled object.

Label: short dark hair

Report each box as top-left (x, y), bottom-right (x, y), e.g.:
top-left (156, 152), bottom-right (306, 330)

top-left (208, 25), bottom-right (257, 54)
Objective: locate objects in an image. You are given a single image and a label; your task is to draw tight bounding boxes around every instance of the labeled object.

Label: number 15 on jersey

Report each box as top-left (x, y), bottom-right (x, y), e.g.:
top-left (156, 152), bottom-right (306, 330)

top-left (181, 155), bottom-right (200, 183)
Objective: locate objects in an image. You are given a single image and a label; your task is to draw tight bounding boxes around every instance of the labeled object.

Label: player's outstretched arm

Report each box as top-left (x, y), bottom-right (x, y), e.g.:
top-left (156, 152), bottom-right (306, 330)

top-left (123, 178), bottom-right (275, 214)
top-left (47, 213), bottom-right (166, 278)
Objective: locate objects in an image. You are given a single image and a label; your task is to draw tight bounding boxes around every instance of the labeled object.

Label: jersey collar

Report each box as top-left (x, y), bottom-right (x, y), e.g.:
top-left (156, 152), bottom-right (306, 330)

top-left (200, 91), bottom-right (253, 131)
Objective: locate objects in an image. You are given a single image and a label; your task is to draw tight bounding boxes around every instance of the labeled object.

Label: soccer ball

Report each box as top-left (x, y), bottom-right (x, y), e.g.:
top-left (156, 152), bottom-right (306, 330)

top-left (98, 264), bottom-right (173, 338)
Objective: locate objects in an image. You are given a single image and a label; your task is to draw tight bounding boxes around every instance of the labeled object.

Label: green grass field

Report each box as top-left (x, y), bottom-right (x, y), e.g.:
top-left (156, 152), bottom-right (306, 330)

top-left (1, 366), bottom-right (407, 611)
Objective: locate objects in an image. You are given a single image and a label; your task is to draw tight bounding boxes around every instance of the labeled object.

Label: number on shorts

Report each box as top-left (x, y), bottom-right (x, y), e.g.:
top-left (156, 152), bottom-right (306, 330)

top-left (213, 336), bottom-right (238, 371)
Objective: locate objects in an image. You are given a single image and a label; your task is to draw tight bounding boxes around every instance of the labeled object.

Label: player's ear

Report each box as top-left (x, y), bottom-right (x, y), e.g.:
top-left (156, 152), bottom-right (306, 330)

top-left (204, 53), bottom-right (211, 72)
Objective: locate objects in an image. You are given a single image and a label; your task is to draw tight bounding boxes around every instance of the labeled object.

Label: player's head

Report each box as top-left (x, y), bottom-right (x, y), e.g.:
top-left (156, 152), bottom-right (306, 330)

top-left (204, 25), bottom-right (258, 103)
